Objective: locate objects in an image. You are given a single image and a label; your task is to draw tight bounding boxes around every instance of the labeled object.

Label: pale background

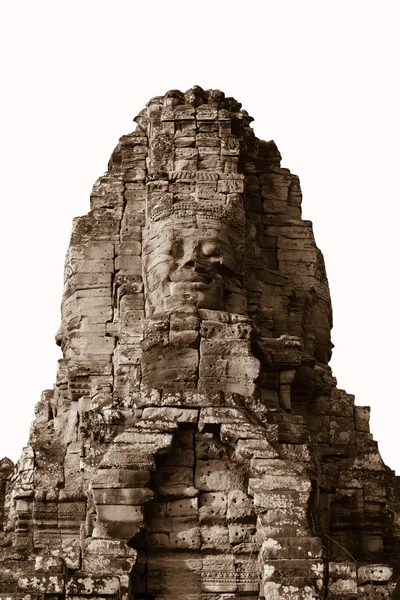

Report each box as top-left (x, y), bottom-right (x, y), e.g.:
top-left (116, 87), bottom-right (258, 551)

top-left (1, 2), bottom-right (399, 471)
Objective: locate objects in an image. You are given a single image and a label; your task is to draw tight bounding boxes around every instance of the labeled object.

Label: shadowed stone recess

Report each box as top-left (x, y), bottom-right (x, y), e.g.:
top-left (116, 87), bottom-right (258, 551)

top-left (1, 87), bottom-right (400, 600)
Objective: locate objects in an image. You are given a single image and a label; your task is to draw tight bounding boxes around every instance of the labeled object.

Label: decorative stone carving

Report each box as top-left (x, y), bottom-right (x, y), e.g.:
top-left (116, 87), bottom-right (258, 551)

top-left (1, 87), bottom-right (400, 600)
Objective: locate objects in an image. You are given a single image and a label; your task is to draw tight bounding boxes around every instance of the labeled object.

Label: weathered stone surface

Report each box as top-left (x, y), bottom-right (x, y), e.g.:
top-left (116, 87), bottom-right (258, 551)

top-left (1, 86), bottom-right (400, 600)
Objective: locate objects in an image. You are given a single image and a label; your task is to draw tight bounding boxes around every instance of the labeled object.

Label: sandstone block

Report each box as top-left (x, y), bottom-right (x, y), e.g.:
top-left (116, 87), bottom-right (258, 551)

top-left (169, 524), bottom-right (201, 550)
top-left (141, 407), bottom-right (199, 424)
top-left (249, 473), bottom-right (311, 493)
top-left (355, 405), bottom-right (371, 432)
top-left (250, 487), bottom-right (310, 512)
top-left (100, 446), bottom-right (157, 469)
top-left (200, 523), bottom-right (230, 550)
top-left (153, 466), bottom-right (197, 496)
top-left (357, 564), bottom-right (393, 584)
top-left (234, 439), bottom-right (279, 460)
top-left (166, 446), bottom-right (195, 467)
top-left (198, 407), bottom-right (247, 431)
top-left (148, 532), bottom-right (170, 549)
top-left (195, 460), bottom-right (246, 492)
top-left (66, 574), bottom-right (120, 595)
top-left (228, 523), bottom-right (256, 544)
top-left (260, 536), bottom-right (322, 560)
top-left (93, 488), bottom-right (154, 505)
top-left (250, 458), bottom-right (307, 477)
top-left (91, 468), bottom-right (150, 490)
top-left (199, 491), bottom-right (228, 521)
top-left (166, 498), bottom-right (198, 517)
top-left (17, 574), bottom-right (64, 594)
top-left (227, 490), bottom-right (255, 521)
top-left (96, 504), bottom-right (143, 523)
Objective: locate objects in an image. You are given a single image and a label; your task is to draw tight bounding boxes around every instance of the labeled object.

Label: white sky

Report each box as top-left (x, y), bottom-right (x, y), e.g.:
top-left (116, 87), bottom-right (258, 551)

top-left (0, 1), bottom-right (399, 471)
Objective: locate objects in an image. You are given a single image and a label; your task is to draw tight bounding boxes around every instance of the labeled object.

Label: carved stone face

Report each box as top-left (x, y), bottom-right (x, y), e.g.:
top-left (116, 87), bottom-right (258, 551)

top-left (143, 216), bottom-right (245, 316)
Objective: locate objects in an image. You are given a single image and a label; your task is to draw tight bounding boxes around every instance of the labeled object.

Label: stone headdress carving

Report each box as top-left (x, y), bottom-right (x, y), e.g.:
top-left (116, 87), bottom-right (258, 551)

top-left (149, 194), bottom-right (246, 228)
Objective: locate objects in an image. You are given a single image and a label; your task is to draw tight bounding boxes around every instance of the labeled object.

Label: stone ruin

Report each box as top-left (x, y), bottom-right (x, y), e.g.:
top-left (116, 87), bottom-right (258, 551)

top-left (1, 86), bottom-right (400, 600)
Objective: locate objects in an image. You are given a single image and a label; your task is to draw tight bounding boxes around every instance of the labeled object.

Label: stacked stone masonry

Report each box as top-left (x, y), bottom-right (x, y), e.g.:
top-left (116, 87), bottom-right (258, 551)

top-left (1, 87), bottom-right (400, 600)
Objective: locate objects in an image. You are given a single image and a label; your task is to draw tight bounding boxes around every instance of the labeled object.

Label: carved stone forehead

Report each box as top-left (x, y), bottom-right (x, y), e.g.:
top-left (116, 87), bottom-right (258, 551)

top-left (143, 214), bottom-right (243, 252)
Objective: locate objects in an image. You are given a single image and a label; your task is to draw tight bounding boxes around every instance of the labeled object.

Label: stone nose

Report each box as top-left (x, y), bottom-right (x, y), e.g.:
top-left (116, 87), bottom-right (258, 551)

top-left (180, 242), bottom-right (201, 269)
top-left (184, 259), bottom-right (196, 269)
top-left (55, 324), bottom-right (64, 347)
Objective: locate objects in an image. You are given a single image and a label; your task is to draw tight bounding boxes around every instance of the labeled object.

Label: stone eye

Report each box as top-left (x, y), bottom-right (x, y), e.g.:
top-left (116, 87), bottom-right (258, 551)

top-left (171, 238), bottom-right (184, 260)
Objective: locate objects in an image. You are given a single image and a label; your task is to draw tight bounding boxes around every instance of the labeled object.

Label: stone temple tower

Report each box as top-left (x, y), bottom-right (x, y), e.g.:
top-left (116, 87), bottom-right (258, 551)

top-left (1, 87), bottom-right (400, 600)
